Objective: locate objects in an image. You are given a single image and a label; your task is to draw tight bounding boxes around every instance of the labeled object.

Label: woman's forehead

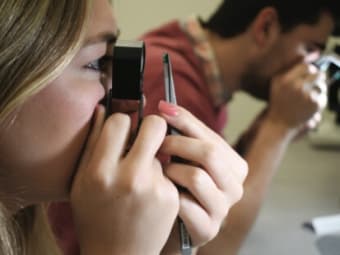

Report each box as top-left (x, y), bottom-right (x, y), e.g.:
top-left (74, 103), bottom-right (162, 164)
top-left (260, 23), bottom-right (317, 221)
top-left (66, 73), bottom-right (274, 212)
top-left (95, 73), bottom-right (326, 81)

top-left (87, 0), bottom-right (117, 39)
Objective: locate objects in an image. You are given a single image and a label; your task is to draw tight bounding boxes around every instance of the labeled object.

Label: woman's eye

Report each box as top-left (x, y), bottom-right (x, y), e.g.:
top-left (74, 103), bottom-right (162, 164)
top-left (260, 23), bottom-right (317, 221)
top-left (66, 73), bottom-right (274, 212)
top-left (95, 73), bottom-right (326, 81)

top-left (85, 60), bottom-right (101, 71)
top-left (85, 56), bottom-right (112, 72)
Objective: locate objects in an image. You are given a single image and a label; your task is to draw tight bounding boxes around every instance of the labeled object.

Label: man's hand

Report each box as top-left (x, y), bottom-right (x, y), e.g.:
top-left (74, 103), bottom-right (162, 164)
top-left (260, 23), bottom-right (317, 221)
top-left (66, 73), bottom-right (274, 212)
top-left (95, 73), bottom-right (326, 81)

top-left (267, 62), bottom-right (327, 135)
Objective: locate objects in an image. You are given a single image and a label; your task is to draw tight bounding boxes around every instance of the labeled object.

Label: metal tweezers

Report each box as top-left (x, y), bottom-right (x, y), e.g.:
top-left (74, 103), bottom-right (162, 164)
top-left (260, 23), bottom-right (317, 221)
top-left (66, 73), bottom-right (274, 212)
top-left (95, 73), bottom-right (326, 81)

top-left (163, 53), bottom-right (192, 255)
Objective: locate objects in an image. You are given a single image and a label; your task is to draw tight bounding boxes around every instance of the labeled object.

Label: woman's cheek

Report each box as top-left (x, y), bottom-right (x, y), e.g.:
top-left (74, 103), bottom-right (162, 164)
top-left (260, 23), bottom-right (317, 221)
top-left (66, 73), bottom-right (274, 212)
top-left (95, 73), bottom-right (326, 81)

top-left (70, 78), bottom-right (105, 123)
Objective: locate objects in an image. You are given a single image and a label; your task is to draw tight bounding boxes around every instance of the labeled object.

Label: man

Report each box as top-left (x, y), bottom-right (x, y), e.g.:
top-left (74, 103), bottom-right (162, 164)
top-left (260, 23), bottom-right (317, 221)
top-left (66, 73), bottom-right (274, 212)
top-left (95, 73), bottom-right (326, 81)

top-left (140, 1), bottom-right (339, 254)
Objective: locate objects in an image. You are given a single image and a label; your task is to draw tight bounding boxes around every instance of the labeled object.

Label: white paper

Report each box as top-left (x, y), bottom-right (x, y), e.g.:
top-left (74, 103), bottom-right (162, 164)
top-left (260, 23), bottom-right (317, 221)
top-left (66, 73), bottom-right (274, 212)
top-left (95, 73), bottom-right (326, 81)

top-left (304, 214), bottom-right (340, 236)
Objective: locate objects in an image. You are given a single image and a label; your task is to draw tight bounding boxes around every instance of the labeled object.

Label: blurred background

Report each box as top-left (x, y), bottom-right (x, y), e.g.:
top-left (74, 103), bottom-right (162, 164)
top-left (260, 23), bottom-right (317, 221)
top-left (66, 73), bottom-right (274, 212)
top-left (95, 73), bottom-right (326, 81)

top-left (114, 1), bottom-right (340, 254)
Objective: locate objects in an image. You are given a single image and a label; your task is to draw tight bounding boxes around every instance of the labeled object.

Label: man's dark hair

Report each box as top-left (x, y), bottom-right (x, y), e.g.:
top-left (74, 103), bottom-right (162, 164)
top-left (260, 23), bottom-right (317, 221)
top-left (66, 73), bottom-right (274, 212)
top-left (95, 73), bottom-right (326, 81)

top-left (203, 0), bottom-right (340, 37)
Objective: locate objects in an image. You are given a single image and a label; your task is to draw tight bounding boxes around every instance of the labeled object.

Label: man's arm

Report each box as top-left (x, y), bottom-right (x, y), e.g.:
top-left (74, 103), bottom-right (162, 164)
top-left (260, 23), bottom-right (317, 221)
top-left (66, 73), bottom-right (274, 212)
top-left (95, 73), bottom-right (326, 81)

top-left (162, 111), bottom-right (298, 255)
top-left (197, 62), bottom-right (327, 255)
top-left (197, 115), bottom-right (296, 255)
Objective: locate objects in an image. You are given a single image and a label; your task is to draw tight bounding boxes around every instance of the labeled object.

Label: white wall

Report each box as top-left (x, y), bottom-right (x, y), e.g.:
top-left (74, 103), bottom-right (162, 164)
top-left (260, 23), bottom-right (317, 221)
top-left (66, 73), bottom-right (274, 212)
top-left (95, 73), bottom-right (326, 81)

top-left (115, 0), bottom-right (222, 40)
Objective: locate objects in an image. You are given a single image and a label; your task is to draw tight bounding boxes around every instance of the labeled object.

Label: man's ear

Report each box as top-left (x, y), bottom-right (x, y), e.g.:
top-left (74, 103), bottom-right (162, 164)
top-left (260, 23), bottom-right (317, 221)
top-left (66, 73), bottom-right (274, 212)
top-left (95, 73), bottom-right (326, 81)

top-left (249, 7), bottom-right (280, 48)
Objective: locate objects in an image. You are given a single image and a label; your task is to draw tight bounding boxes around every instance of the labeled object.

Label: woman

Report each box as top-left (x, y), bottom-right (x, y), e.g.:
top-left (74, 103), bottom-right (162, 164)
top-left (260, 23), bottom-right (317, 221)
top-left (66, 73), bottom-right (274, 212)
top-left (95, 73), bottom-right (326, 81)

top-left (0, 0), bottom-right (247, 254)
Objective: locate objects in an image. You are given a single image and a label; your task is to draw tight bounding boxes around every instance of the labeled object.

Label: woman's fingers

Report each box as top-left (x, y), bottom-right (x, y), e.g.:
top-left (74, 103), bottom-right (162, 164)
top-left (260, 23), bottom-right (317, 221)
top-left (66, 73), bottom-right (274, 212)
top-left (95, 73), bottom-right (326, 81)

top-left (164, 163), bottom-right (235, 216)
top-left (177, 192), bottom-right (221, 246)
top-left (71, 110), bottom-right (180, 255)
top-left (158, 101), bottom-right (218, 141)
top-left (157, 100), bottom-right (248, 248)
top-left (127, 115), bottom-right (167, 167)
top-left (158, 101), bottom-right (247, 182)
top-left (84, 112), bottom-right (131, 177)
top-left (78, 105), bottom-right (106, 170)
top-left (160, 135), bottom-right (247, 187)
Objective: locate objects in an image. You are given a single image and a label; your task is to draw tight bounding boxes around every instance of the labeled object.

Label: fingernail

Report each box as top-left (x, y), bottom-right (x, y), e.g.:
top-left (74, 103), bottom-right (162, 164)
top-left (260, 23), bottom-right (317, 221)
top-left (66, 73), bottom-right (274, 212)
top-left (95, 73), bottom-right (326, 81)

top-left (158, 100), bottom-right (179, 117)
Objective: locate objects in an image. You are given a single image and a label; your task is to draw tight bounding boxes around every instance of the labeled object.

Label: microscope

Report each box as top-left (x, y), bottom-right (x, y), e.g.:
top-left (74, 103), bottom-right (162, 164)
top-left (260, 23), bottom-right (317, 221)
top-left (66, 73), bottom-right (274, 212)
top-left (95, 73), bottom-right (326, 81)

top-left (309, 36), bottom-right (340, 149)
top-left (327, 59), bottom-right (340, 125)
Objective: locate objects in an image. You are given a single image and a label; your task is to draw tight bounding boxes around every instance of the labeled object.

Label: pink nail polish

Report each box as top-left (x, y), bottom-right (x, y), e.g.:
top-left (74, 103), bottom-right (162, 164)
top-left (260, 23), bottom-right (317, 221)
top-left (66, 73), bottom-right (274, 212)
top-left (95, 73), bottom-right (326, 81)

top-left (158, 100), bottom-right (178, 116)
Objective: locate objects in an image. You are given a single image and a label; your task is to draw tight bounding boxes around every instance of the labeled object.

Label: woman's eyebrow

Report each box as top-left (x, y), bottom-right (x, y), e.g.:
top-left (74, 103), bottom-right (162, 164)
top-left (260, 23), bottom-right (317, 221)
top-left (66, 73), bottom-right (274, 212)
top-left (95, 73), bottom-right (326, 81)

top-left (84, 30), bottom-right (120, 46)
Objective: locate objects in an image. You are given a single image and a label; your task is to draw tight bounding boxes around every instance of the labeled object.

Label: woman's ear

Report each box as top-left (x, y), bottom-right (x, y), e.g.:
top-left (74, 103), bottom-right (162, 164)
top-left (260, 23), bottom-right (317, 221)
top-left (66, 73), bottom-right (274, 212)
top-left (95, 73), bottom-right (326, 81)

top-left (250, 7), bottom-right (280, 49)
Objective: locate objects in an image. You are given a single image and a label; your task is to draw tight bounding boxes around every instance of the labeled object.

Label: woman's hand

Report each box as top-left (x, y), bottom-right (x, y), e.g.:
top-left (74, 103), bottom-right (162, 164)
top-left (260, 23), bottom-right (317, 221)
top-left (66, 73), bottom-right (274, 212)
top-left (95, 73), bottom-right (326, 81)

top-left (70, 105), bottom-right (179, 255)
top-left (157, 101), bottom-right (248, 252)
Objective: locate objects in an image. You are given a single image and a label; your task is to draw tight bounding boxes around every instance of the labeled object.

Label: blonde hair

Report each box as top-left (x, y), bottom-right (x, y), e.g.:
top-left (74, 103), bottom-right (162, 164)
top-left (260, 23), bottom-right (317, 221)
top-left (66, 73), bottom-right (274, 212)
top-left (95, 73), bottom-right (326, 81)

top-left (0, 0), bottom-right (90, 124)
top-left (0, 0), bottom-right (92, 254)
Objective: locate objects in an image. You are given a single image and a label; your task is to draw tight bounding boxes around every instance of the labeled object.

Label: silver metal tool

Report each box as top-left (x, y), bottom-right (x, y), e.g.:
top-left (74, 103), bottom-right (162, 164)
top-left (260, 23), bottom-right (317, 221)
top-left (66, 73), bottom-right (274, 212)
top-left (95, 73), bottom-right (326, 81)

top-left (163, 53), bottom-right (192, 255)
